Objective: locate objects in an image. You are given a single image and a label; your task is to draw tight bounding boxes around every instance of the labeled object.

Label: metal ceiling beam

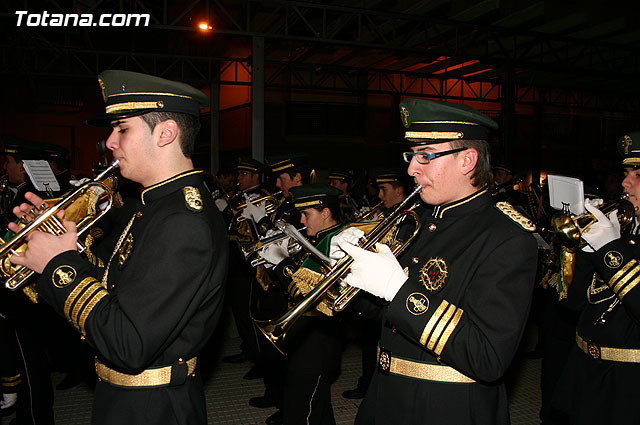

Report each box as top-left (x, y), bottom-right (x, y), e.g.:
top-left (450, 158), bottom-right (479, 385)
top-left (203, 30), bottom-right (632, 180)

top-left (3, 0), bottom-right (637, 81)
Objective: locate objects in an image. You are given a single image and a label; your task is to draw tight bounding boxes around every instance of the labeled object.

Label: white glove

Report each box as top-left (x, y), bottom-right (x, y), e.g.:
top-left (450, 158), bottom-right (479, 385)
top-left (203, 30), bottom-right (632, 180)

top-left (581, 203), bottom-right (620, 252)
top-left (584, 198), bottom-right (604, 208)
top-left (0, 392), bottom-right (17, 409)
top-left (258, 237), bottom-right (290, 267)
top-left (329, 227), bottom-right (365, 262)
top-left (241, 194), bottom-right (267, 222)
top-left (337, 242), bottom-right (408, 301)
top-left (69, 177), bottom-right (91, 187)
top-left (215, 198), bottom-right (229, 212)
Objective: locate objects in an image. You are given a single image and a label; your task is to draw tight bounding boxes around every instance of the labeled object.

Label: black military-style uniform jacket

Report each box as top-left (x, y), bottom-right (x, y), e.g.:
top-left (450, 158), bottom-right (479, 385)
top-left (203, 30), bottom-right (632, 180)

top-left (356, 189), bottom-right (538, 425)
top-left (36, 170), bottom-right (229, 425)
top-left (553, 232), bottom-right (640, 425)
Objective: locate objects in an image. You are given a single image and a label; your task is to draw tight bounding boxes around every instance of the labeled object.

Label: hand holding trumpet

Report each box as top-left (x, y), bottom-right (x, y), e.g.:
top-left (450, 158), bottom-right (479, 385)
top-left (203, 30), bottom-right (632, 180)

top-left (8, 192), bottom-right (78, 274)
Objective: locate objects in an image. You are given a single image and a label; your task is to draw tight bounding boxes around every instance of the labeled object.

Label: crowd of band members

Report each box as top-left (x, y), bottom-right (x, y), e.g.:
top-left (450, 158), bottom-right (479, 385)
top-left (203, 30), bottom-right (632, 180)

top-left (0, 83), bottom-right (638, 425)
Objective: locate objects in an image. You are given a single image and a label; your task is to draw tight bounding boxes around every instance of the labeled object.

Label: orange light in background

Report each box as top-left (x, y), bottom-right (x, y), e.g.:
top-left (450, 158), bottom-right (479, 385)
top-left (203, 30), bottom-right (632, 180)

top-left (432, 60), bottom-right (480, 75)
top-left (198, 22), bottom-right (213, 31)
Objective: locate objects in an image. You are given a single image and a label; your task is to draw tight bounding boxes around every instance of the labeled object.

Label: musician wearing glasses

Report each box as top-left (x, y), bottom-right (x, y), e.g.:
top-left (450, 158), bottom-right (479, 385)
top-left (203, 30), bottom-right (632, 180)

top-left (8, 70), bottom-right (228, 425)
top-left (330, 99), bottom-right (538, 425)
top-left (551, 132), bottom-right (640, 425)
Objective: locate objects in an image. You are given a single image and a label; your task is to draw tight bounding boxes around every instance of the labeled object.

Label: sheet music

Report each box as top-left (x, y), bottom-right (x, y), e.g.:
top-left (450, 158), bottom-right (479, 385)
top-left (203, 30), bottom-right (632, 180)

top-left (547, 174), bottom-right (584, 215)
top-left (22, 160), bottom-right (60, 192)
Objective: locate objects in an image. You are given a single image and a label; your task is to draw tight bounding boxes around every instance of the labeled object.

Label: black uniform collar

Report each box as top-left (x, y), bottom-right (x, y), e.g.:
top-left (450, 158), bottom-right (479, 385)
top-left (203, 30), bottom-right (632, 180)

top-left (432, 188), bottom-right (491, 219)
top-left (141, 169), bottom-right (203, 205)
top-left (313, 222), bottom-right (343, 243)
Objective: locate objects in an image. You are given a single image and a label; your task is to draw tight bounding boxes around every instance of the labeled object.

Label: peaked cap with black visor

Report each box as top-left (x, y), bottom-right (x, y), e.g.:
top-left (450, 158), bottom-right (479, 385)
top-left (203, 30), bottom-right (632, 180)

top-left (397, 98), bottom-right (498, 145)
top-left (86, 70), bottom-right (209, 127)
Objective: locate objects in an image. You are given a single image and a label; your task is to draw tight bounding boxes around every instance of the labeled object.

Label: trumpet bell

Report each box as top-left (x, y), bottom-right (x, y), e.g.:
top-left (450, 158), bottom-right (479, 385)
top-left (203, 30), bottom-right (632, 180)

top-left (0, 160), bottom-right (119, 291)
top-left (551, 197), bottom-right (635, 249)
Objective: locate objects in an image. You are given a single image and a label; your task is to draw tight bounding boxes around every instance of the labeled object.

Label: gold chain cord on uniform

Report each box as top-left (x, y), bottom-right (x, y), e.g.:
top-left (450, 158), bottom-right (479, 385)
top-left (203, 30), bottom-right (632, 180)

top-left (101, 213), bottom-right (138, 288)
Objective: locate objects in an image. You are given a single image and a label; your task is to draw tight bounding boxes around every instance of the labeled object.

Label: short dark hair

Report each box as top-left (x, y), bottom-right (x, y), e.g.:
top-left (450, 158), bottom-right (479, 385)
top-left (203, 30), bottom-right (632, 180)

top-left (282, 166), bottom-right (310, 184)
top-left (140, 111), bottom-right (201, 158)
top-left (450, 139), bottom-right (492, 188)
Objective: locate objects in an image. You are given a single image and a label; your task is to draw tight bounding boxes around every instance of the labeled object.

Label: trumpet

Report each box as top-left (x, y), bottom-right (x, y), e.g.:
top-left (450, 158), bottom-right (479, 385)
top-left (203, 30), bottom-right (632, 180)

top-left (356, 201), bottom-right (386, 221)
top-left (0, 160), bottom-right (120, 291)
top-left (551, 194), bottom-right (636, 249)
top-left (228, 191), bottom-right (282, 230)
top-left (238, 226), bottom-right (307, 265)
top-left (254, 185), bottom-right (423, 354)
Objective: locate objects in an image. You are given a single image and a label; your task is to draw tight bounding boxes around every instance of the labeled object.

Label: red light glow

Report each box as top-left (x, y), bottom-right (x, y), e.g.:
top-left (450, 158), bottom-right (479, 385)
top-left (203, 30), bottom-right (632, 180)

top-left (198, 22), bottom-right (213, 31)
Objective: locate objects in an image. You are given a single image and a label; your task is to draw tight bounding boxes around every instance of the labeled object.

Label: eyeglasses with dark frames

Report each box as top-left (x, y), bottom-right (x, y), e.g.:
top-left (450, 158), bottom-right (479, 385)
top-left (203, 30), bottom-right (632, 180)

top-left (402, 147), bottom-right (468, 164)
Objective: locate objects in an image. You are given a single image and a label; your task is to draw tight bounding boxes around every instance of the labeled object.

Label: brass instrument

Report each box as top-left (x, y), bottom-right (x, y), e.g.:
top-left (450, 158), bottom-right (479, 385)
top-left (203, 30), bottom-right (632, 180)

top-left (228, 191), bottom-right (282, 231)
top-left (491, 175), bottom-right (525, 196)
top-left (0, 160), bottom-right (120, 291)
top-left (238, 226), bottom-right (307, 266)
top-left (254, 185), bottom-right (423, 354)
top-left (356, 201), bottom-right (386, 221)
top-left (551, 195), bottom-right (635, 249)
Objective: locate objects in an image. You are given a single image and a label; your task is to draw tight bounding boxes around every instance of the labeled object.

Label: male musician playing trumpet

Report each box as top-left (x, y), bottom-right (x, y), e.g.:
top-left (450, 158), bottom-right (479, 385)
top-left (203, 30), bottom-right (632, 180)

top-left (552, 132), bottom-right (640, 425)
top-left (330, 99), bottom-right (538, 425)
top-left (374, 168), bottom-right (412, 210)
top-left (8, 70), bottom-right (228, 425)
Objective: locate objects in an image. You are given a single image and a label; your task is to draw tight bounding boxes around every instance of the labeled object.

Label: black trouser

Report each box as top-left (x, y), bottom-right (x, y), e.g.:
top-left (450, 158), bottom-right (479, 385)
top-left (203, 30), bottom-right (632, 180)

top-left (1, 294), bottom-right (55, 425)
top-left (226, 245), bottom-right (261, 363)
top-left (283, 316), bottom-right (343, 425)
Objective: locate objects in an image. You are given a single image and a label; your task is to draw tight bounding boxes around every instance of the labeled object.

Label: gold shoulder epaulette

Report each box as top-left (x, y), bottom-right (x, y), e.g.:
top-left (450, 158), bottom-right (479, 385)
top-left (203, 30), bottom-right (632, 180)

top-left (183, 186), bottom-right (203, 212)
top-left (495, 201), bottom-right (536, 231)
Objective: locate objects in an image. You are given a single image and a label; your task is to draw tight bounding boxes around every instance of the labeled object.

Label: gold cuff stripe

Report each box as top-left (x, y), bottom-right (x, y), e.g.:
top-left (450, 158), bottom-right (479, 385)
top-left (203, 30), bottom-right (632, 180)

top-left (95, 357), bottom-right (197, 387)
top-left (405, 131), bottom-right (464, 139)
top-left (106, 101), bottom-right (164, 113)
top-left (434, 308), bottom-right (464, 356)
top-left (63, 277), bottom-right (95, 319)
top-left (618, 275), bottom-right (640, 300)
top-left (609, 259), bottom-right (638, 289)
top-left (420, 300), bottom-right (449, 346)
top-left (612, 263), bottom-right (640, 295)
top-left (1, 379), bottom-right (21, 387)
top-left (79, 290), bottom-right (108, 335)
top-left (70, 283), bottom-right (104, 329)
top-left (0, 374), bottom-right (20, 381)
top-left (427, 304), bottom-right (457, 351)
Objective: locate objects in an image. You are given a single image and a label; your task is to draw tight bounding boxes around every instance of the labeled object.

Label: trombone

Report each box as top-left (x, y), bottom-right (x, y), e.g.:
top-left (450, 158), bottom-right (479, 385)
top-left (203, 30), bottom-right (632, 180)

top-left (254, 185), bottom-right (423, 354)
top-left (0, 160), bottom-right (120, 291)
